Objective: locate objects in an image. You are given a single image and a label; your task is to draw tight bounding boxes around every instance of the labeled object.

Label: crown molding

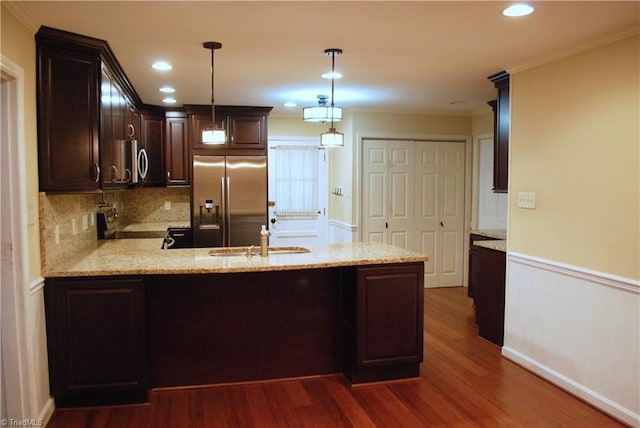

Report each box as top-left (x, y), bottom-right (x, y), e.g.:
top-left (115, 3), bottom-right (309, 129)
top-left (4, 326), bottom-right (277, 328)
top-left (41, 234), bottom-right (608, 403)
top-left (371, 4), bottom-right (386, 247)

top-left (507, 26), bottom-right (639, 75)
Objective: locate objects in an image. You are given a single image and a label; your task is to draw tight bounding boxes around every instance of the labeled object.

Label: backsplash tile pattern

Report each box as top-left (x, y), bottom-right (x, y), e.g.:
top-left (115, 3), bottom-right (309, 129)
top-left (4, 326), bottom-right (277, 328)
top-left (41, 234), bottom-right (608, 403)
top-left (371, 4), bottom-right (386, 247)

top-left (39, 192), bottom-right (102, 271)
top-left (39, 188), bottom-right (190, 272)
top-left (121, 187), bottom-right (190, 224)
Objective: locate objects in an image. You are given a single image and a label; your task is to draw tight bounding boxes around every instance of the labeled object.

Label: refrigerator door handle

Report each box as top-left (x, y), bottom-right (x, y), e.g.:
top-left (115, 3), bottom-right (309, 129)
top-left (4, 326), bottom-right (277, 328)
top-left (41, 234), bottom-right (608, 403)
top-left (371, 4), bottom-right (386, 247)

top-left (221, 176), bottom-right (231, 246)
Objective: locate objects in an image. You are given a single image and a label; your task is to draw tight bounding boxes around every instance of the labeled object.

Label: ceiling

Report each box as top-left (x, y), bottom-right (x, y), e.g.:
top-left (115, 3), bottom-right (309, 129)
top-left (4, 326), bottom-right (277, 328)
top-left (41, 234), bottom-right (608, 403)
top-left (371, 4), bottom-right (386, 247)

top-left (11, 1), bottom-right (639, 117)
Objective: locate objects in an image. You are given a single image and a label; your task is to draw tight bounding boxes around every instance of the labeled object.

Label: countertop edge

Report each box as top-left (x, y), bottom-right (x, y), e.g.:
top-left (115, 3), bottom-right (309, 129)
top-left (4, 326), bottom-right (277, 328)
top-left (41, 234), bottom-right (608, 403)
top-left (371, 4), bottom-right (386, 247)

top-left (43, 240), bottom-right (429, 278)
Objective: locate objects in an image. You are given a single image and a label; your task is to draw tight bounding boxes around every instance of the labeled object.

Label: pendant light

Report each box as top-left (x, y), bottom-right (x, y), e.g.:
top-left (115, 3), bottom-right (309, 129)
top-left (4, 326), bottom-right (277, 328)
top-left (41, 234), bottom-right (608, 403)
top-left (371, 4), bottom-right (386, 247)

top-left (303, 95), bottom-right (343, 122)
top-left (319, 48), bottom-right (344, 147)
top-left (201, 41), bottom-right (226, 145)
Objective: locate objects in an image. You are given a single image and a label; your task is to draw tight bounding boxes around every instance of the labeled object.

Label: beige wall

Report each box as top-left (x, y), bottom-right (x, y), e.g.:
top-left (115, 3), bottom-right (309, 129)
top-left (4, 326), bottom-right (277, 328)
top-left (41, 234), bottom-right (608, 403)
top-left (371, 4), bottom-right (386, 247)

top-left (509, 35), bottom-right (639, 280)
top-left (472, 108), bottom-right (494, 136)
top-left (2, 4), bottom-right (41, 281)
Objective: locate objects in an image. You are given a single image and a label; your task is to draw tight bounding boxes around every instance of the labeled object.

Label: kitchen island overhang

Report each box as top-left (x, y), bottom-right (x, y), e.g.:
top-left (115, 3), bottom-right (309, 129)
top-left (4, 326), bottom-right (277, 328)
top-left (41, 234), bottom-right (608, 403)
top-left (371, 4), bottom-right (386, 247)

top-left (43, 240), bottom-right (428, 407)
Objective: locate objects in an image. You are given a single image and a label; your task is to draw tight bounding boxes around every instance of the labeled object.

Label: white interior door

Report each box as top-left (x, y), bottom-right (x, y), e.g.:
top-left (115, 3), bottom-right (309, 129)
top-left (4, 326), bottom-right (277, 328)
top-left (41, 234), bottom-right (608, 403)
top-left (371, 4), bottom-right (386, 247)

top-left (267, 138), bottom-right (328, 247)
top-left (362, 140), bottom-right (414, 250)
top-left (415, 142), bottom-right (465, 288)
top-left (362, 139), bottom-right (465, 288)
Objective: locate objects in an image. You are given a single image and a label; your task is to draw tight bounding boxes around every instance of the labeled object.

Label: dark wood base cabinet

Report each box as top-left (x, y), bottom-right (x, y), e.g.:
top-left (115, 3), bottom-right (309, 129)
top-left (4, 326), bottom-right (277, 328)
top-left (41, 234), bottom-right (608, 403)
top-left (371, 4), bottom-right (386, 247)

top-left (344, 265), bottom-right (424, 383)
top-left (44, 263), bottom-right (424, 407)
top-left (44, 277), bottom-right (148, 407)
top-left (473, 247), bottom-right (506, 346)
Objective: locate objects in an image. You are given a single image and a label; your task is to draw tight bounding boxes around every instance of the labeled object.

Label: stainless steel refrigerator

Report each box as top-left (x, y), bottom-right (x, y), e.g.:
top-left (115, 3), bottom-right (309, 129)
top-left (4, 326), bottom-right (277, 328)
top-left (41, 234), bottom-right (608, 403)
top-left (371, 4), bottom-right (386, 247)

top-left (192, 155), bottom-right (267, 247)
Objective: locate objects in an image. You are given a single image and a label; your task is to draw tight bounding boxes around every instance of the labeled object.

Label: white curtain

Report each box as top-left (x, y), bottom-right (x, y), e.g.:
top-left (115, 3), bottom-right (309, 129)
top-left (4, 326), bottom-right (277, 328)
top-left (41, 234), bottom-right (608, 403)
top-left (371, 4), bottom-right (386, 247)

top-left (274, 145), bottom-right (319, 218)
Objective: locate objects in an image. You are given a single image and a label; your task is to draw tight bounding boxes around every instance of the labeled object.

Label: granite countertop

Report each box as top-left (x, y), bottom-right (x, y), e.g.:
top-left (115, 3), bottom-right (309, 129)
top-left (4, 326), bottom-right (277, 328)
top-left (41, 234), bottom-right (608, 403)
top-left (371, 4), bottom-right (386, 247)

top-left (43, 240), bottom-right (429, 277)
top-left (473, 239), bottom-right (506, 252)
top-left (470, 229), bottom-right (507, 240)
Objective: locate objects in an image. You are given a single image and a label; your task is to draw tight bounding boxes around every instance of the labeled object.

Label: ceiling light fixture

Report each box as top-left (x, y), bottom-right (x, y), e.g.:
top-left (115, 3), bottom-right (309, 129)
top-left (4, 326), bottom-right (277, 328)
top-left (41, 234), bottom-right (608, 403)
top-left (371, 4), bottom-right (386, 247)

top-left (502, 3), bottom-right (534, 17)
top-left (201, 41), bottom-right (226, 145)
top-left (159, 86), bottom-right (175, 93)
top-left (319, 48), bottom-right (344, 148)
top-left (303, 95), bottom-right (343, 122)
top-left (152, 61), bottom-right (172, 71)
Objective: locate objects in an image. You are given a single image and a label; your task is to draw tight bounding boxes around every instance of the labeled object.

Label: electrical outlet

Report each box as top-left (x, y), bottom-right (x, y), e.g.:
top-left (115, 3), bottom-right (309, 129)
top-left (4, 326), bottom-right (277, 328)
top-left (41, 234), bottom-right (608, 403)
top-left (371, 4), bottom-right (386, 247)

top-left (90, 211), bottom-right (95, 226)
top-left (82, 214), bottom-right (88, 230)
top-left (517, 192), bottom-right (536, 209)
top-left (164, 200), bottom-right (171, 210)
top-left (54, 225), bottom-right (60, 244)
top-left (72, 218), bottom-right (77, 235)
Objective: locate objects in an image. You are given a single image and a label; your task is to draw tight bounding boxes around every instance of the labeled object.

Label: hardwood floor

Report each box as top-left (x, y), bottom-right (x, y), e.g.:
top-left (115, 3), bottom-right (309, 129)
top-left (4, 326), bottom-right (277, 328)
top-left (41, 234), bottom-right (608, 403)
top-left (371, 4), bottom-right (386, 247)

top-left (47, 287), bottom-right (624, 427)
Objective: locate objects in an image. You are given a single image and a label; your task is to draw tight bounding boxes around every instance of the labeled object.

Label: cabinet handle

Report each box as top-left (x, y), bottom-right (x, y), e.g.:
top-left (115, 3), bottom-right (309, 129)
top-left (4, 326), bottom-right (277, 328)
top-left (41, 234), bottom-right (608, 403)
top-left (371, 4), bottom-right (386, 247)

top-left (167, 171), bottom-right (171, 180)
top-left (127, 123), bottom-right (135, 138)
top-left (93, 163), bottom-right (101, 182)
top-left (440, 221), bottom-right (444, 227)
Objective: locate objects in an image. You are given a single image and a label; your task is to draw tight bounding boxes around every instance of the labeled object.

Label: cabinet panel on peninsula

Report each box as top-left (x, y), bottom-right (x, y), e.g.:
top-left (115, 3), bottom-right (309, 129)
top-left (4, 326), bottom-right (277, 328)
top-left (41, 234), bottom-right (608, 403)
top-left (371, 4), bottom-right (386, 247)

top-left (44, 277), bottom-right (147, 407)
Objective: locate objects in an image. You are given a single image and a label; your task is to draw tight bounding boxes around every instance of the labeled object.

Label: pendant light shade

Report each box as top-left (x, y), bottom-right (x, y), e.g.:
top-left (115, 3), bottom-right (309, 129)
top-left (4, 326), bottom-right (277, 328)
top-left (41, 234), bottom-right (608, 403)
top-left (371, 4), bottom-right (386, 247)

top-left (320, 128), bottom-right (344, 147)
top-left (303, 95), bottom-right (343, 123)
top-left (202, 41), bottom-right (226, 145)
top-left (319, 48), bottom-right (344, 147)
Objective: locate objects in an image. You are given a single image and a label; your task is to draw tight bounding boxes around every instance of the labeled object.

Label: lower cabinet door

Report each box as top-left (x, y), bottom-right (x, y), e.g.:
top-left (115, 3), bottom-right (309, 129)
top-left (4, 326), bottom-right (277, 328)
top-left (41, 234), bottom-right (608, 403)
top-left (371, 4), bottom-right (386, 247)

top-left (350, 263), bottom-right (424, 383)
top-left (45, 277), bottom-right (147, 407)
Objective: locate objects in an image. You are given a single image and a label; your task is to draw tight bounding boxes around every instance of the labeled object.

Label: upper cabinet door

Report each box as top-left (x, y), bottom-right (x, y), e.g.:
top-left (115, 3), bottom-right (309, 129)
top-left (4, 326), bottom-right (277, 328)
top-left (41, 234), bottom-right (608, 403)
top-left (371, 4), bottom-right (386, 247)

top-left (228, 114), bottom-right (266, 150)
top-left (488, 71), bottom-right (510, 193)
top-left (188, 105), bottom-right (272, 155)
top-left (37, 45), bottom-right (101, 192)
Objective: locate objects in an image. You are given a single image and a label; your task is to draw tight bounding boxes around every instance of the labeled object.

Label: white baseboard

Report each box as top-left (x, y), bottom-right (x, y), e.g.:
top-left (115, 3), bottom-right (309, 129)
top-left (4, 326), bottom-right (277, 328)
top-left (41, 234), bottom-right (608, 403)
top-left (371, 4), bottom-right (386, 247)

top-left (38, 397), bottom-right (55, 427)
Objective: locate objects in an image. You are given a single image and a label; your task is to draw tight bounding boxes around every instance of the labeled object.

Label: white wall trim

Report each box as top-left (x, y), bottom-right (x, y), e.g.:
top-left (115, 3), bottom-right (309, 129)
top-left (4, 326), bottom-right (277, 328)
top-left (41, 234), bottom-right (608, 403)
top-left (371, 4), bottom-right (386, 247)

top-left (502, 346), bottom-right (639, 427)
top-left (508, 252), bottom-right (640, 294)
top-left (504, 252), bottom-right (640, 427)
top-left (507, 26), bottom-right (639, 75)
top-left (328, 219), bottom-right (357, 244)
top-left (28, 277), bottom-right (45, 296)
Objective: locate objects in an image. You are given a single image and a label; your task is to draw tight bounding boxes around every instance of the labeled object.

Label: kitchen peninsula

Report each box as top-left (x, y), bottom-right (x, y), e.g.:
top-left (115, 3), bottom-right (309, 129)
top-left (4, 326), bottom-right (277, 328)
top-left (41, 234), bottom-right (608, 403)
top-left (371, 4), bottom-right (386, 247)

top-left (43, 240), bottom-right (427, 407)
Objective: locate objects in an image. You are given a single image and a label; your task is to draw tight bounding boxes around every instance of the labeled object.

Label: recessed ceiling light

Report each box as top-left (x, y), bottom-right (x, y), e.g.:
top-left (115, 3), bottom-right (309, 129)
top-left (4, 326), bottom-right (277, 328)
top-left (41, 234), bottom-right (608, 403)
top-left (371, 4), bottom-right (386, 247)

top-left (322, 71), bottom-right (342, 79)
top-left (284, 102), bottom-right (297, 108)
top-left (162, 97), bottom-right (177, 104)
top-left (502, 4), bottom-right (534, 17)
top-left (159, 86), bottom-right (175, 93)
top-left (152, 61), bottom-right (173, 71)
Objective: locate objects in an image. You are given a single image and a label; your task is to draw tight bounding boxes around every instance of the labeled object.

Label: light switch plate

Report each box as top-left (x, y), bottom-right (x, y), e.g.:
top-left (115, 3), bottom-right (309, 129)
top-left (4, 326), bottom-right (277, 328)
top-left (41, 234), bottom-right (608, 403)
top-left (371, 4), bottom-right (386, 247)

top-left (164, 201), bottom-right (171, 210)
top-left (517, 192), bottom-right (536, 209)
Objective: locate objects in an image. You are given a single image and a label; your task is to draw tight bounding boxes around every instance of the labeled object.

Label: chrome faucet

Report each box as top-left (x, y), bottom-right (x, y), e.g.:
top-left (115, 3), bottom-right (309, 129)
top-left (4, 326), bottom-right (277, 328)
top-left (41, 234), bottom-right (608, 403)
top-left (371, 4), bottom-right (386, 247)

top-left (246, 245), bottom-right (255, 258)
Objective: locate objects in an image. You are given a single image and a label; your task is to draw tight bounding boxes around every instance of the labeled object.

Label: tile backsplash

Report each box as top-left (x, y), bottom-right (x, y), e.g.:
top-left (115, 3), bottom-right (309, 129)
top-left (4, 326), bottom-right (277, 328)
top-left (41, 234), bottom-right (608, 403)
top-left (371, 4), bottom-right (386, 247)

top-left (40, 187), bottom-right (190, 271)
top-left (121, 187), bottom-right (190, 224)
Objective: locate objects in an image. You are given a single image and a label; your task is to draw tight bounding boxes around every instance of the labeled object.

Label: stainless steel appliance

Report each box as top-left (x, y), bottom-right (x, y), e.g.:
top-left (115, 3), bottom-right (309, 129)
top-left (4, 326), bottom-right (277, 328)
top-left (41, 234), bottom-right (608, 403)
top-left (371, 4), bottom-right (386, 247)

top-left (192, 155), bottom-right (267, 247)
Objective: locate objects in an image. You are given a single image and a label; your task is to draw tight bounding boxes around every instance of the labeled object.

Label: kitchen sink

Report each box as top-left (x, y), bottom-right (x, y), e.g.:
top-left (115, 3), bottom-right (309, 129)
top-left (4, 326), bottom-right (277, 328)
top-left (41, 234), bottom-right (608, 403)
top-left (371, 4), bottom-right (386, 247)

top-left (208, 246), bottom-right (310, 257)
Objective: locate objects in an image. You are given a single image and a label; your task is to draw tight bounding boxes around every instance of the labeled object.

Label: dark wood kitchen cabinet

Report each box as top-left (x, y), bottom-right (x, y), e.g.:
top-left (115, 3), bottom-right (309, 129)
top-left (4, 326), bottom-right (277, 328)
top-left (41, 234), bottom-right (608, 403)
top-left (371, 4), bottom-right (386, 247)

top-left (488, 70), bottom-right (510, 193)
top-left (468, 233), bottom-right (501, 299)
top-left (187, 105), bottom-right (272, 155)
top-left (36, 26), bottom-right (142, 193)
top-left (138, 106), bottom-right (165, 186)
top-left (345, 263), bottom-right (424, 384)
top-left (37, 41), bottom-right (101, 192)
top-left (472, 245), bottom-right (506, 347)
top-left (44, 277), bottom-right (148, 407)
top-left (165, 110), bottom-right (190, 186)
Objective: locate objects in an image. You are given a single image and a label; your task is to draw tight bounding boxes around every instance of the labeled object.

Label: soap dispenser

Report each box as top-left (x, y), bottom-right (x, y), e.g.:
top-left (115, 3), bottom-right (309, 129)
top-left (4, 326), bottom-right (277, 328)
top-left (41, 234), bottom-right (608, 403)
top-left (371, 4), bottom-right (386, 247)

top-left (260, 225), bottom-right (271, 257)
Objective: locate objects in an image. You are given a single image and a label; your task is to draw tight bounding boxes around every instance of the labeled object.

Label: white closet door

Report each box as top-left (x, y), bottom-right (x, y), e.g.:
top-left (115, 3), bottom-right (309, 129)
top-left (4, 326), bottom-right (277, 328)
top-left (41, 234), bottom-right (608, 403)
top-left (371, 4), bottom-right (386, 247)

top-left (362, 139), bottom-right (465, 288)
top-left (428, 142), bottom-right (465, 287)
top-left (362, 140), bottom-right (414, 250)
